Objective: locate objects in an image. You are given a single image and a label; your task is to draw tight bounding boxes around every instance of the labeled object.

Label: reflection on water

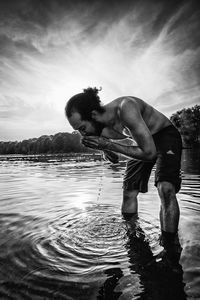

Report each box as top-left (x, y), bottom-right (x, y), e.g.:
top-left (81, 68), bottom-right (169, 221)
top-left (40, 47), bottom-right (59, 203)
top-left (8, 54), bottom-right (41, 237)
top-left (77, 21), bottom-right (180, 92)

top-left (0, 148), bottom-right (199, 299)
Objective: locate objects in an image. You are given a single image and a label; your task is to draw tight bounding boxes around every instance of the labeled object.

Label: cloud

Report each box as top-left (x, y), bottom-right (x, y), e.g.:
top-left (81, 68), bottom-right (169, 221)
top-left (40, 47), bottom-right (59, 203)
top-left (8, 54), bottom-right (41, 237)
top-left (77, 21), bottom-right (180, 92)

top-left (0, 0), bottom-right (200, 140)
top-left (0, 94), bottom-right (65, 141)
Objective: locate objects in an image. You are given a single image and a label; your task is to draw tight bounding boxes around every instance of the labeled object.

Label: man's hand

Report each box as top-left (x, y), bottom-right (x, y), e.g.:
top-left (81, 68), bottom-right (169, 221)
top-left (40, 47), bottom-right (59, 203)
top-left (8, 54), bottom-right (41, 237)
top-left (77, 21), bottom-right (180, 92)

top-left (82, 136), bottom-right (111, 150)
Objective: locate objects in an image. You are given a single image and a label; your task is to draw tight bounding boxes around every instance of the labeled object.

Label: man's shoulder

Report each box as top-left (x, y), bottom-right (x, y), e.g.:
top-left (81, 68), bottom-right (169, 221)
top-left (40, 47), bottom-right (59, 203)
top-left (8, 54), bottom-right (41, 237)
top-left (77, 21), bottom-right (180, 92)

top-left (109, 96), bottom-right (148, 120)
top-left (118, 96), bottom-right (142, 113)
top-left (111, 96), bottom-right (140, 108)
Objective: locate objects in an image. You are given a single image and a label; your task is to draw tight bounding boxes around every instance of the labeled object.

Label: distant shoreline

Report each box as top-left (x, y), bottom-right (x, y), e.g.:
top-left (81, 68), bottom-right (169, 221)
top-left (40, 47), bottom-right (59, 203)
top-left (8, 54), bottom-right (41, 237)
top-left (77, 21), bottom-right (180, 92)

top-left (0, 153), bottom-right (103, 162)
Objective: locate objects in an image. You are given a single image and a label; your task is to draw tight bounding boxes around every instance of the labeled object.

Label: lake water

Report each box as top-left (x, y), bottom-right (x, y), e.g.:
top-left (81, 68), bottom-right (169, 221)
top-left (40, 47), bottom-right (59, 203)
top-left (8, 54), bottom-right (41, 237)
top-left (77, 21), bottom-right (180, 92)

top-left (0, 149), bottom-right (200, 300)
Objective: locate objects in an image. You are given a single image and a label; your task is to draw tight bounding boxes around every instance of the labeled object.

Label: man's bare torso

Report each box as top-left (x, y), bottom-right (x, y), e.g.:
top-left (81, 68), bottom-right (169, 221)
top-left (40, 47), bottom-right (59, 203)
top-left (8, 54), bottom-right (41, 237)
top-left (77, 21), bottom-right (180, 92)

top-left (101, 97), bottom-right (172, 140)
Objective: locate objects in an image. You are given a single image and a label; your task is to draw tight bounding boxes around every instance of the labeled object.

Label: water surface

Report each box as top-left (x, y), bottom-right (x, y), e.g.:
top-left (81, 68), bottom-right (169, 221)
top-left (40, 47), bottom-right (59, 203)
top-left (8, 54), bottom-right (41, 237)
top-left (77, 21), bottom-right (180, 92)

top-left (0, 149), bottom-right (199, 299)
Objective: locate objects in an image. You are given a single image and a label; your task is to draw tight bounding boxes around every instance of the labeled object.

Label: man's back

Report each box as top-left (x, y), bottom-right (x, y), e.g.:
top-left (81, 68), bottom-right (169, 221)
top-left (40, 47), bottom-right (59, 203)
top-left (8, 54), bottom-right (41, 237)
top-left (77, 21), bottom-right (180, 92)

top-left (101, 96), bottom-right (171, 140)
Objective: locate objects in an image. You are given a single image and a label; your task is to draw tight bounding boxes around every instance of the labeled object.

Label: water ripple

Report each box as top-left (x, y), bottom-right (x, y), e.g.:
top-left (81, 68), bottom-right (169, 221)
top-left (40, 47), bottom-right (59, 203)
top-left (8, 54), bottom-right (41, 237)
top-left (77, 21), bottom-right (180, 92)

top-left (0, 206), bottom-right (130, 282)
top-left (0, 155), bottom-right (199, 299)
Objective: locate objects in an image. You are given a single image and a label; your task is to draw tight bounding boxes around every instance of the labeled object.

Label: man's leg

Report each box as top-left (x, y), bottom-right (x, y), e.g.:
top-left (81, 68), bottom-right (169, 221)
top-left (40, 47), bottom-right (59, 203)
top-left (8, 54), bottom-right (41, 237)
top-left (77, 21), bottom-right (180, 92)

top-left (122, 158), bottom-right (154, 215)
top-left (153, 125), bottom-right (182, 254)
top-left (157, 181), bottom-right (180, 233)
top-left (122, 189), bottom-right (139, 214)
top-left (157, 181), bottom-right (182, 265)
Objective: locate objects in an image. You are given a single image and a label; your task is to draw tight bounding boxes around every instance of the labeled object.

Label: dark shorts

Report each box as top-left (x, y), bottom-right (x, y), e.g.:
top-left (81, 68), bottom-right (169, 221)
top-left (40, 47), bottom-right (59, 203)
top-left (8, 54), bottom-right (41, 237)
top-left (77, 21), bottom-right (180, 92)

top-left (123, 125), bottom-right (182, 193)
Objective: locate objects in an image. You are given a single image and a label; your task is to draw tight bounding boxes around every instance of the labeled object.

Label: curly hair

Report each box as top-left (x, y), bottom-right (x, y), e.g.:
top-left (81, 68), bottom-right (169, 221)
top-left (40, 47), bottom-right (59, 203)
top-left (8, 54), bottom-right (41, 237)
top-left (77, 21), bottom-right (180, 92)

top-left (65, 87), bottom-right (105, 121)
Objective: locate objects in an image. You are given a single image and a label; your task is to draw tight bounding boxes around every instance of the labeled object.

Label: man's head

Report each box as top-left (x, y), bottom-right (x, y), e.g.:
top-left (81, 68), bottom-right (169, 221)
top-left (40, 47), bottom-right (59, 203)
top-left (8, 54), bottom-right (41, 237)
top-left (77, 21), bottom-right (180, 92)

top-left (65, 87), bottom-right (105, 136)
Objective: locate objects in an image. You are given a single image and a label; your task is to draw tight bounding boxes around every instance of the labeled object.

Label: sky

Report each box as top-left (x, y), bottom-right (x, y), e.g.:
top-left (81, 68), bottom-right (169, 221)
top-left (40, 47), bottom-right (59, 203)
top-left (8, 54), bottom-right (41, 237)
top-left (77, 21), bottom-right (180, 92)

top-left (0, 0), bottom-right (200, 141)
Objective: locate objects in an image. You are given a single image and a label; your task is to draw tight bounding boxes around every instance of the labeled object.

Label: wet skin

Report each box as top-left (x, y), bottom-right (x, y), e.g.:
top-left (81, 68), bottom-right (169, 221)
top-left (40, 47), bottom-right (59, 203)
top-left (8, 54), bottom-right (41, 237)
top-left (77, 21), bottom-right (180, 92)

top-left (68, 96), bottom-right (172, 161)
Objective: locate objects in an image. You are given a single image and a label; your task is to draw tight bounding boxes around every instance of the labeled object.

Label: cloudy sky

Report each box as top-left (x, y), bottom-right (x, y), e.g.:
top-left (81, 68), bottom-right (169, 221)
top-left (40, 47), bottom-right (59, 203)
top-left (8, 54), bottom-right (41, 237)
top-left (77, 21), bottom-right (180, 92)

top-left (0, 0), bottom-right (200, 141)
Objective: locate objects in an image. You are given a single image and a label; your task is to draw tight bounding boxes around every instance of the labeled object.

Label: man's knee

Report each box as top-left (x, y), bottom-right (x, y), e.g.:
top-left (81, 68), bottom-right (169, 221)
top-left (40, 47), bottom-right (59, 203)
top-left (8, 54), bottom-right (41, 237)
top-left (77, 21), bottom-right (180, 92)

top-left (157, 181), bottom-right (176, 205)
top-left (157, 181), bottom-right (175, 196)
top-left (123, 189), bottom-right (139, 201)
top-left (122, 189), bottom-right (139, 214)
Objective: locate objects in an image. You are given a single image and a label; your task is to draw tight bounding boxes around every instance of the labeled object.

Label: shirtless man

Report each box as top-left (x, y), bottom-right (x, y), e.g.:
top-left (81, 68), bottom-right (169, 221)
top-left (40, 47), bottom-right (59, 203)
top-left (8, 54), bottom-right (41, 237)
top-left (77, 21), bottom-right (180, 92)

top-left (65, 87), bottom-right (182, 255)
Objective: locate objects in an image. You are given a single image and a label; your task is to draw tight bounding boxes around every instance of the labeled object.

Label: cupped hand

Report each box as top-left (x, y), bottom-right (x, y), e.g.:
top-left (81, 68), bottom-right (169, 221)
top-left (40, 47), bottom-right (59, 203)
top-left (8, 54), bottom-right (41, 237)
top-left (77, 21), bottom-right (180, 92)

top-left (82, 136), bottom-right (110, 150)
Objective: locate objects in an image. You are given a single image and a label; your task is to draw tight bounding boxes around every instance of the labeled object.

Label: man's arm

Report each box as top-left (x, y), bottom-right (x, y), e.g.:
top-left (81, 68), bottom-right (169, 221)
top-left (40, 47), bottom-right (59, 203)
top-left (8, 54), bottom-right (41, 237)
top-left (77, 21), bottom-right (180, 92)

top-left (82, 98), bottom-right (157, 161)
top-left (103, 150), bottom-right (119, 164)
top-left (114, 97), bottom-right (157, 160)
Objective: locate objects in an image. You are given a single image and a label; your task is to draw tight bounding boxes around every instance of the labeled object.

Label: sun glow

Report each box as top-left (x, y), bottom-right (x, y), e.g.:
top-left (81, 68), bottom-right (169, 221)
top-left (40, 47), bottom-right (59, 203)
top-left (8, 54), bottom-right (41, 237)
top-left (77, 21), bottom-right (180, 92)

top-left (1, 1), bottom-right (199, 141)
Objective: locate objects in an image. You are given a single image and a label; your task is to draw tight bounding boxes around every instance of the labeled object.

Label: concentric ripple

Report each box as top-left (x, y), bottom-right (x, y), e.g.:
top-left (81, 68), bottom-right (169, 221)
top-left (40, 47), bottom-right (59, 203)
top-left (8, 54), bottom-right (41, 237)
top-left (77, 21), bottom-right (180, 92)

top-left (42, 206), bottom-right (129, 277)
top-left (0, 205), bottom-right (160, 285)
top-left (0, 206), bottom-right (131, 284)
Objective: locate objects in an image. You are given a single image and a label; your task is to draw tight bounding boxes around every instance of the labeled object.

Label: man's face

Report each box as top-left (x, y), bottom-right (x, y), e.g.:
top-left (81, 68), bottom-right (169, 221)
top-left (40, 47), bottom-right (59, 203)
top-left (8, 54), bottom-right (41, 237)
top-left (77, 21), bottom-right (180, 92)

top-left (68, 112), bottom-right (104, 136)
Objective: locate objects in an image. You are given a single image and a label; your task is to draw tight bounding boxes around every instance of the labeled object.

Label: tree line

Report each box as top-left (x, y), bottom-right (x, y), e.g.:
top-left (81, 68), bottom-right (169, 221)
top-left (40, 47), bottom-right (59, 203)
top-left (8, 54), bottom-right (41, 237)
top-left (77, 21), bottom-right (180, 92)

top-left (0, 105), bottom-right (199, 155)
top-left (0, 132), bottom-right (94, 155)
top-left (170, 105), bottom-right (200, 146)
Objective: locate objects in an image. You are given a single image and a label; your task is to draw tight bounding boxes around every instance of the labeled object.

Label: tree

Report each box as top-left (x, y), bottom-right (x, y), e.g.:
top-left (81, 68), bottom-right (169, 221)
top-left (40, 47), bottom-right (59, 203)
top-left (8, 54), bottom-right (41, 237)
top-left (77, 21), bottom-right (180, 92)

top-left (170, 105), bottom-right (200, 145)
